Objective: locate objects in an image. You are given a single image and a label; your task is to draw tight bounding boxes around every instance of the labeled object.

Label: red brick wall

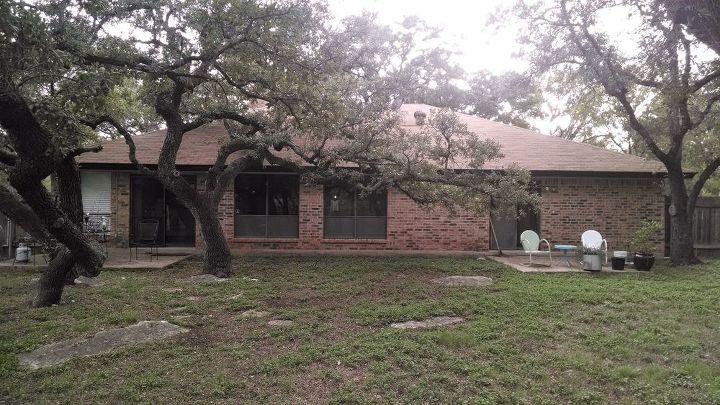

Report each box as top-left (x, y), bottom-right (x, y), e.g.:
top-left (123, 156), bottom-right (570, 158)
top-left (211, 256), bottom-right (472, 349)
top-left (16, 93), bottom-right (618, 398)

top-left (538, 177), bottom-right (665, 254)
top-left (110, 172), bottom-right (130, 246)
top-left (106, 172), bottom-right (665, 254)
top-left (227, 185), bottom-right (491, 251)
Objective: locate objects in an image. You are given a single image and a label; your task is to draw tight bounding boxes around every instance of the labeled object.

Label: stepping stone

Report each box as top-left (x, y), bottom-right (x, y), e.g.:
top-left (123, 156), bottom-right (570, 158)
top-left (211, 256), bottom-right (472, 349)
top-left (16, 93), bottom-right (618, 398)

top-left (390, 316), bottom-right (464, 330)
top-left (187, 274), bottom-right (228, 284)
top-left (74, 275), bottom-right (104, 287)
top-left (431, 275), bottom-right (493, 286)
top-left (268, 320), bottom-right (293, 327)
top-left (18, 321), bottom-right (189, 369)
top-left (241, 309), bottom-right (270, 318)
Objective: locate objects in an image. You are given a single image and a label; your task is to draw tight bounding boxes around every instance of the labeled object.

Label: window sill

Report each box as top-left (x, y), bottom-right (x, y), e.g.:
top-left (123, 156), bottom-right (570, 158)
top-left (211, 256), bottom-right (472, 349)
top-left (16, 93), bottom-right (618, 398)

top-left (231, 238), bottom-right (300, 243)
top-left (322, 238), bottom-right (388, 244)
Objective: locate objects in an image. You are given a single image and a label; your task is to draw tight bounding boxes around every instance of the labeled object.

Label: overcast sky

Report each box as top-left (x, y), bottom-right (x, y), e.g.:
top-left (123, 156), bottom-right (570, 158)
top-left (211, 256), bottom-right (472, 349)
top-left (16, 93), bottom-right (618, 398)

top-left (327, 0), bottom-right (521, 74)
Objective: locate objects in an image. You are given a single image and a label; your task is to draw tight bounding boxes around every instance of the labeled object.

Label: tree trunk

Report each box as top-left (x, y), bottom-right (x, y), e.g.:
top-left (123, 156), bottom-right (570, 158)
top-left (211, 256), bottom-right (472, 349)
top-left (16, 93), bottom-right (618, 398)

top-left (55, 159), bottom-right (89, 281)
top-left (0, 185), bottom-right (78, 306)
top-left (196, 202), bottom-right (232, 277)
top-left (56, 160), bottom-right (85, 226)
top-left (32, 248), bottom-right (75, 307)
top-left (667, 167), bottom-right (701, 265)
top-left (1, 75), bottom-right (105, 306)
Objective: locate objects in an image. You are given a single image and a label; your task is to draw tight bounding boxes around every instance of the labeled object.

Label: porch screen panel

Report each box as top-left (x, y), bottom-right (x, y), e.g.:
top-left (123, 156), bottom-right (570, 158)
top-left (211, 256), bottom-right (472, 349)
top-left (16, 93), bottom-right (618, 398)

top-left (131, 176), bottom-right (165, 244)
top-left (267, 175), bottom-right (299, 237)
top-left (324, 187), bottom-right (387, 239)
top-left (324, 187), bottom-right (355, 239)
top-left (234, 174), bottom-right (267, 237)
top-left (234, 174), bottom-right (299, 238)
top-left (356, 191), bottom-right (387, 238)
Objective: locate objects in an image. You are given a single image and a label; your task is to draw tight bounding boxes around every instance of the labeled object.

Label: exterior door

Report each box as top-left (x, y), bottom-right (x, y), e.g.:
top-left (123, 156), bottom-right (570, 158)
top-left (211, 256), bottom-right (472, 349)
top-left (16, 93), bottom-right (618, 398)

top-left (164, 180), bottom-right (196, 245)
top-left (130, 176), bottom-right (196, 246)
top-left (490, 207), bottom-right (540, 250)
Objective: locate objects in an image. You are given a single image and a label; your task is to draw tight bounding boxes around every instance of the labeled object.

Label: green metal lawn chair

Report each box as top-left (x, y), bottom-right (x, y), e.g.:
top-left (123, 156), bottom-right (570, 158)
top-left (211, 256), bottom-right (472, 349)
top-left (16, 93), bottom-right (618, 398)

top-left (520, 230), bottom-right (553, 266)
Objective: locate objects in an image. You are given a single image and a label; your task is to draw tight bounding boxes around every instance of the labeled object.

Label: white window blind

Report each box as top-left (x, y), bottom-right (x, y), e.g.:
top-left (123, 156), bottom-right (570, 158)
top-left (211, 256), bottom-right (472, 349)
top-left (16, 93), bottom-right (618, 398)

top-left (81, 172), bottom-right (111, 228)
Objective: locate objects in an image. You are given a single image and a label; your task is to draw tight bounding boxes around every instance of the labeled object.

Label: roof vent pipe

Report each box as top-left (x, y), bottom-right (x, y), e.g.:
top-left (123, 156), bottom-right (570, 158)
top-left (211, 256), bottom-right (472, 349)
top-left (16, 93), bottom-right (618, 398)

top-left (414, 111), bottom-right (427, 125)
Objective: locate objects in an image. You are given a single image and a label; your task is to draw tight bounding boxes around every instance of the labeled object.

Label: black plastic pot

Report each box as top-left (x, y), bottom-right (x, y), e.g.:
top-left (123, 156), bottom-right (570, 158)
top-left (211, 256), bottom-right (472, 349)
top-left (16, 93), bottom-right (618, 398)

top-left (611, 257), bottom-right (625, 270)
top-left (633, 254), bottom-right (655, 271)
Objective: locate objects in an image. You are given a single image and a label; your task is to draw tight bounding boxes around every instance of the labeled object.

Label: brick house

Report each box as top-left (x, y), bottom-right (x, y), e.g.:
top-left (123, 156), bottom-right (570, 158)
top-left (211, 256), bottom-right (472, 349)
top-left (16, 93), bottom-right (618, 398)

top-left (76, 104), bottom-right (667, 253)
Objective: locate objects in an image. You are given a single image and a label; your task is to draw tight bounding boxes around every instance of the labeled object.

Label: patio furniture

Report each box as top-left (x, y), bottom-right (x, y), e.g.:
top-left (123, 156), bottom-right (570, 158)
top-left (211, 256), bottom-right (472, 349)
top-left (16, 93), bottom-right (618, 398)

top-left (553, 244), bottom-right (577, 267)
top-left (130, 219), bottom-right (160, 262)
top-left (84, 215), bottom-right (110, 257)
top-left (581, 230), bottom-right (608, 264)
top-left (520, 230), bottom-right (553, 266)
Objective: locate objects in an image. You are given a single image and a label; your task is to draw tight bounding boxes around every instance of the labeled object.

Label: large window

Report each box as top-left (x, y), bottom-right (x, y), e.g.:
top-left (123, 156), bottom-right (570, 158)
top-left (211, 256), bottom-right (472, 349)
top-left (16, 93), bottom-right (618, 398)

top-left (324, 186), bottom-right (387, 239)
top-left (234, 174), bottom-right (299, 238)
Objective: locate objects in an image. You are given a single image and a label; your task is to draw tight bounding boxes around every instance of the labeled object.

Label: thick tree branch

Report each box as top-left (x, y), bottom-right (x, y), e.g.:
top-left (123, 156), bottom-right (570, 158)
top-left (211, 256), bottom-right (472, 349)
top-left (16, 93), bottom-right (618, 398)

top-left (557, 0), bottom-right (669, 163)
top-left (690, 68), bottom-right (720, 93)
top-left (183, 110), bottom-right (264, 133)
top-left (692, 92), bottom-right (720, 128)
top-left (0, 184), bottom-right (50, 241)
top-left (688, 156), bottom-right (720, 215)
top-left (65, 144), bottom-right (103, 160)
top-left (206, 129), bottom-right (262, 192)
top-left (80, 116), bottom-right (154, 176)
top-left (211, 153), bottom-right (259, 205)
top-left (0, 148), bottom-right (17, 165)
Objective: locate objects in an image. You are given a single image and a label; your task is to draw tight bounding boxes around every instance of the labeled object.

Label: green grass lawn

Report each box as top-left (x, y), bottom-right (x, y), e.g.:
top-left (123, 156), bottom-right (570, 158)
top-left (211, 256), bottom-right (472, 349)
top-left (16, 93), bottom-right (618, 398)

top-left (1, 255), bottom-right (720, 404)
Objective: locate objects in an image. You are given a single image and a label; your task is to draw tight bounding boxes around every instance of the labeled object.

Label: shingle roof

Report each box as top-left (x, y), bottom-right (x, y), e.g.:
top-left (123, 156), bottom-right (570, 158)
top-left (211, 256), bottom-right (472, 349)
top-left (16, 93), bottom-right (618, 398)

top-left (77, 123), bottom-right (228, 166)
top-left (399, 104), bottom-right (665, 174)
top-left (78, 103), bottom-right (666, 175)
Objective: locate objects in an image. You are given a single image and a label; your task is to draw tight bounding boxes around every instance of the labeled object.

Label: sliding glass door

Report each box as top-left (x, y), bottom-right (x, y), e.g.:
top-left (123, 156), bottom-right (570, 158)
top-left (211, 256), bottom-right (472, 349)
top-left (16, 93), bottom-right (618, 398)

top-left (130, 176), bottom-right (196, 246)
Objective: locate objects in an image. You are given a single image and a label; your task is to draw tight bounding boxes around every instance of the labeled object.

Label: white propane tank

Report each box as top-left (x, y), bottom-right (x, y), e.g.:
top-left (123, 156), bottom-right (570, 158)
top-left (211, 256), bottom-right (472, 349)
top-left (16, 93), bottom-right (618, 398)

top-left (15, 243), bottom-right (30, 263)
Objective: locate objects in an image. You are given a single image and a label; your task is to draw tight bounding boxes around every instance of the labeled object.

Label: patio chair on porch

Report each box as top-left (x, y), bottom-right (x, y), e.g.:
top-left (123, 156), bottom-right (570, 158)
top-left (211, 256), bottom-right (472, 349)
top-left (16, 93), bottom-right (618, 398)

top-left (520, 230), bottom-right (553, 266)
top-left (130, 219), bottom-right (160, 262)
top-left (581, 230), bottom-right (608, 264)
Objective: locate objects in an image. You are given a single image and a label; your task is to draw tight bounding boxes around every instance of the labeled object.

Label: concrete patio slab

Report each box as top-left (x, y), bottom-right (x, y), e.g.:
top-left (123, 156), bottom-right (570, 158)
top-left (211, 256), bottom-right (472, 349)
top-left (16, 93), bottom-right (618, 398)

top-left (486, 253), bottom-right (642, 273)
top-left (0, 248), bottom-right (195, 271)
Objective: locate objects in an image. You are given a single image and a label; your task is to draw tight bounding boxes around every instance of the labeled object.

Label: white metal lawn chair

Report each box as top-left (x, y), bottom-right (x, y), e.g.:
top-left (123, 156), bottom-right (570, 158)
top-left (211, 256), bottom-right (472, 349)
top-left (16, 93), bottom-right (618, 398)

top-left (520, 230), bottom-right (553, 266)
top-left (581, 230), bottom-right (608, 264)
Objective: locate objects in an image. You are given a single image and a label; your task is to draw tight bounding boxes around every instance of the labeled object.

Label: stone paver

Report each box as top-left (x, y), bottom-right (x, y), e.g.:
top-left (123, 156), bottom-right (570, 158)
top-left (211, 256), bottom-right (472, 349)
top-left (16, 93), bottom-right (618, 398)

top-left (268, 320), bottom-right (294, 327)
top-left (431, 275), bottom-right (493, 286)
top-left (241, 309), bottom-right (270, 318)
top-left (18, 321), bottom-right (189, 369)
top-left (390, 316), bottom-right (464, 329)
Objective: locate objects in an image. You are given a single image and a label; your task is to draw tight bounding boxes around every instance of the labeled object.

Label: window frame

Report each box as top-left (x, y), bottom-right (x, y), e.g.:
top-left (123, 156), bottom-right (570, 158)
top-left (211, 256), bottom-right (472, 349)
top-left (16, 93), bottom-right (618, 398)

top-left (234, 172), bottom-right (300, 239)
top-left (323, 186), bottom-right (388, 240)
